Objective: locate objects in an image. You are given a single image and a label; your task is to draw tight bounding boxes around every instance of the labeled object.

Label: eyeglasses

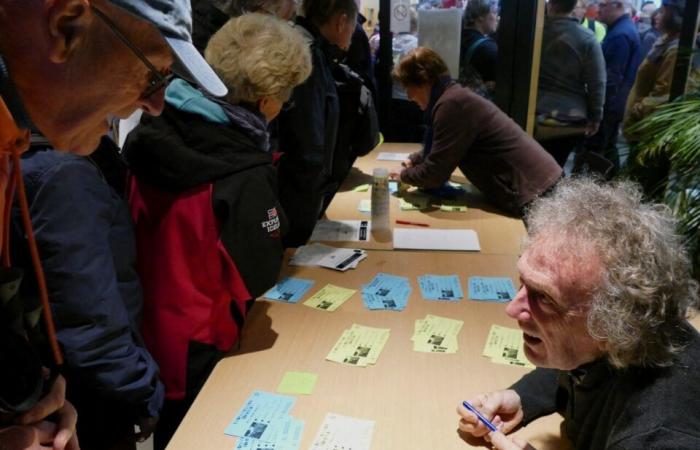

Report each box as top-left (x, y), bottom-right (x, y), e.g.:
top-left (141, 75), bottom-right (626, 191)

top-left (91, 6), bottom-right (173, 99)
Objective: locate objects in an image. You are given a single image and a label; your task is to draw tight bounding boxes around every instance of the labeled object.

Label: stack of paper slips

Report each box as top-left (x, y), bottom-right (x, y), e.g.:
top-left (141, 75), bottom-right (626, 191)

top-left (289, 243), bottom-right (367, 272)
top-left (326, 324), bottom-right (390, 367)
top-left (468, 277), bottom-right (517, 302)
top-left (225, 391), bottom-right (304, 450)
top-left (309, 413), bottom-right (375, 450)
top-left (412, 314), bottom-right (463, 353)
top-left (482, 325), bottom-right (535, 368)
top-left (264, 277), bottom-right (315, 303)
top-left (418, 274), bottom-right (463, 301)
top-left (361, 273), bottom-right (412, 311)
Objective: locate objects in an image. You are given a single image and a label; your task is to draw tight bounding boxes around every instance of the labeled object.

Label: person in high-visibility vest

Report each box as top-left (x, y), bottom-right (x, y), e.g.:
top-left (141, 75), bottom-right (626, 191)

top-left (574, 0), bottom-right (607, 42)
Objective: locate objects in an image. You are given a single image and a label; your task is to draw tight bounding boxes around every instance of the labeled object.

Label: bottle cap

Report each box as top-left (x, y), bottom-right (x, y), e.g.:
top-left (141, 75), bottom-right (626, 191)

top-left (373, 168), bottom-right (388, 178)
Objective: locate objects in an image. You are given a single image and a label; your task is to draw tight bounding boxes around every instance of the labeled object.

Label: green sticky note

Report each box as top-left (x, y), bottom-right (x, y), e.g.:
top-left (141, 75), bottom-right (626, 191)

top-left (439, 204), bottom-right (468, 212)
top-left (277, 371), bottom-right (318, 395)
top-left (353, 184), bottom-right (370, 192)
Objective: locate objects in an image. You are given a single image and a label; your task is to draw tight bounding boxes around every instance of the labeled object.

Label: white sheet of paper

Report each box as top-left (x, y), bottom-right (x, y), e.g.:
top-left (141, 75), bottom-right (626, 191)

top-left (289, 243), bottom-right (336, 266)
top-left (310, 220), bottom-right (370, 242)
top-left (308, 413), bottom-right (375, 450)
top-left (376, 152), bottom-right (410, 161)
top-left (393, 228), bottom-right (480, 251)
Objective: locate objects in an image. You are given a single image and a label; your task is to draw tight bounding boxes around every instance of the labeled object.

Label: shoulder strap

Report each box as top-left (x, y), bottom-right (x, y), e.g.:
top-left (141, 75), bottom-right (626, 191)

top-left (464, 37), bottom-right (489, 65)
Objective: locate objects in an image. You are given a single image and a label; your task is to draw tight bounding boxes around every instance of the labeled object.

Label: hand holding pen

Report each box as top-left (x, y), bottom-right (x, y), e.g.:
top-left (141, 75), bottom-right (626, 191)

top-left (458, 396), bottom-right (535, 449)
top-left (457, 390), bottom-right (524, 437)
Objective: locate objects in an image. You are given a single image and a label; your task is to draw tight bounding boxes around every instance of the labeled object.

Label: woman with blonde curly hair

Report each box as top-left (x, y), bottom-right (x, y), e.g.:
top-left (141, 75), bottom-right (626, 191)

top-left (122, 13), bottom-right (311, 450)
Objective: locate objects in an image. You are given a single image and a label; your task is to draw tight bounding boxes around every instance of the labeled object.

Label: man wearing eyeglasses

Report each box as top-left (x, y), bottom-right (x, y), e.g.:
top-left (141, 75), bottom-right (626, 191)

top-left (582, 0), bottom-right (641, 172)
top-left (0, 0), bottom-right (226, 449)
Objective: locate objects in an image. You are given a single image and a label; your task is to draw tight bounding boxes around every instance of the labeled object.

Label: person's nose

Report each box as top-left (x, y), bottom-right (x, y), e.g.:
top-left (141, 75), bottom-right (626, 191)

top-left (140, 88), bottom-right (166, 116)
top-left (505, 285), bottom-right (532, 321)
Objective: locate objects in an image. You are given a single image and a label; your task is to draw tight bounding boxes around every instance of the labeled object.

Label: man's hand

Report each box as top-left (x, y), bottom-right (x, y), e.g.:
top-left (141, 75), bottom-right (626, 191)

top-left (14, 375), bottom-right (79, 450)
top-left (489, 430), bottom-right (537, 450)
top-left (0, 421), bottom-right (79, 450)
top-left (584, 121), bottom-right (600, 137)
top-left (457, 390), bottom-right (524, 437)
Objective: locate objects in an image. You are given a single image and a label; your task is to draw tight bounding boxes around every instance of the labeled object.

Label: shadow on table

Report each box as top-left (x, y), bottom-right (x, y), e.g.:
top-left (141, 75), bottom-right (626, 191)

top-left (231, 301), bottom-right (278, 356)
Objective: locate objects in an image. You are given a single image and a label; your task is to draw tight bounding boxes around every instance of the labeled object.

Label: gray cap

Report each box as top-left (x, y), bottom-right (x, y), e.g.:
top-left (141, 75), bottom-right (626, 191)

top-left (107, 0), bottom-right (227, 97)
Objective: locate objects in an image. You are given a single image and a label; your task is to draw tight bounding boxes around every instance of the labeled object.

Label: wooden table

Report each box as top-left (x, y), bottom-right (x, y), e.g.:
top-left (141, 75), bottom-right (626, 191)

top-left (320, 143), bottom-right (527, 256)
top-left (167, 250), bottom-right (570, 450)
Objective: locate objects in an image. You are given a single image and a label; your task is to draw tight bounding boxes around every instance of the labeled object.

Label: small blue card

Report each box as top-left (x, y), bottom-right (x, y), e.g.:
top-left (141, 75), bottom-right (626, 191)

top-left (225, 391), bottom-right (296, 442)
top-left (468, 277), bottom-right (517, 302)
top-left (264, 278), bottom-right (315, 303)
top-left (234, 417), bottom-right (304, 450)
top-left (362, 273), bottom-right (411, 311)
top-left (418, 275), bottom-right (463, 301)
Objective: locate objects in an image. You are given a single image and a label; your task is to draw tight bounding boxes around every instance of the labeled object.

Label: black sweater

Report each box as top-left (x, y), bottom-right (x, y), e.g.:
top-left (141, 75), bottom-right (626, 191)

top-left (512, 324), bottom-right (700, 449)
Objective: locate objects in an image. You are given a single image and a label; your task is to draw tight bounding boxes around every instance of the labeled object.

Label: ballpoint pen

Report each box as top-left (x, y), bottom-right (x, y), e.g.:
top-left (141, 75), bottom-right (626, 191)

top-left (395, 220), bottom-right (429, 227)
top-left (462, 400), bottom-right (498, 432)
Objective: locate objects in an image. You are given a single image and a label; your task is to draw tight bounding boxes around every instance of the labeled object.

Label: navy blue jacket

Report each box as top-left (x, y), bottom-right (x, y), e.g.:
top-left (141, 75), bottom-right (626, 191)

top-left (601, 14), bottom-right (642, 121)
top-left (12, 147), bottom-right (164, 420)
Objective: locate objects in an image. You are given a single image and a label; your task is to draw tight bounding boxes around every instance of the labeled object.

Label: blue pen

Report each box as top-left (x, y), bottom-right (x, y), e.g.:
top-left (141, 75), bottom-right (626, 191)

top-left (462, 400), bottom-right (498, 432)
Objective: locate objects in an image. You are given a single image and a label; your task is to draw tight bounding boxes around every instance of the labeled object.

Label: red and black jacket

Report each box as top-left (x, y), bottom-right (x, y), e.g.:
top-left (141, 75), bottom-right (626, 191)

top-left (124, 102), bottom-right (287, 400)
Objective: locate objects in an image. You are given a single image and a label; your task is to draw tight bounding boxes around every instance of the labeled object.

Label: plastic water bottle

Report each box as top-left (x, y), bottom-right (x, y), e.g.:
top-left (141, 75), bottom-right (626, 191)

top-left (371, 168), bottom-right (391, 241)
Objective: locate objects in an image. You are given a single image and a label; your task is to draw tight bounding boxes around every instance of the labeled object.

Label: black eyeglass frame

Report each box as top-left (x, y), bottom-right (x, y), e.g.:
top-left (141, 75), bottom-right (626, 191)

top-left (90, 6), bottom-right (174, 99)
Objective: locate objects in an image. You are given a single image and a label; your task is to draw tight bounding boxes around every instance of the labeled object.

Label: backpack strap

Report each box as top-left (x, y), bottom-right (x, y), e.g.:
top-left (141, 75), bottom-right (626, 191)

top-left (463, 36), bottom-right (489, 66)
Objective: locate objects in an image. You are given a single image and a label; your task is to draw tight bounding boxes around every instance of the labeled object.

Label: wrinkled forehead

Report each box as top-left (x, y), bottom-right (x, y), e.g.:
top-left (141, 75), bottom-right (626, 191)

top-left (520, 232), bottom-right (605, 302)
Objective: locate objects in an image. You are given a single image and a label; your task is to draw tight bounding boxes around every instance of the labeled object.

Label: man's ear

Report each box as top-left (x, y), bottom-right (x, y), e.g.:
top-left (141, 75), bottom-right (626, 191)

top-left (335, 12), bottom-right (349, 36)
top-left (46, 0), bottom-right (91, 63)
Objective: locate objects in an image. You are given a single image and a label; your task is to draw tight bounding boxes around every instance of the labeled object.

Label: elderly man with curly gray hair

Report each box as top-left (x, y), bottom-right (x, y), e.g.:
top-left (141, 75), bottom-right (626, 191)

top-left (457, 177), bottom-right (700, 450)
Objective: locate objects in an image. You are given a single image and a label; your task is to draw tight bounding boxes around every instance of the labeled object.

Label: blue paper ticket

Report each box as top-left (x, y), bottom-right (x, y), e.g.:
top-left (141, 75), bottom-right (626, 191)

top-left (234, 417), bottom-right (304, 450)
top-left (468, 277), bottom-right (517, 302)
top-left (225, 391), bottom-right (296, 442)
top-left (264, 278), bottom-right (315, 303)
top-left (361, 273), bottom-right (411, 310)
top-left (418, 275), bottom-right (463, 301)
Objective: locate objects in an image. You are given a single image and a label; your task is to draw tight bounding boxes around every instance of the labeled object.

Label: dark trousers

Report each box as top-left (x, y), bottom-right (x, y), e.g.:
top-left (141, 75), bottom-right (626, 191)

top-left (583, 117), bottom-right (621, 171)
top-left (538, 134), bottom-right (585, 168)
top-left (154, 341), bottom-right (226, 450)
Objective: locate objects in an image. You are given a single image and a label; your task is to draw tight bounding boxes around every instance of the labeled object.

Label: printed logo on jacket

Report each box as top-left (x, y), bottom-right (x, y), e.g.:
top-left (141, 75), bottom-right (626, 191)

top-left (261, 207), bottom-right (281, 236)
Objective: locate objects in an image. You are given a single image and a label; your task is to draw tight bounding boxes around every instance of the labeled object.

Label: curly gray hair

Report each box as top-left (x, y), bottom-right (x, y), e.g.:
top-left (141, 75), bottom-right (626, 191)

top-left (525, 178), bottom-right (699, 368)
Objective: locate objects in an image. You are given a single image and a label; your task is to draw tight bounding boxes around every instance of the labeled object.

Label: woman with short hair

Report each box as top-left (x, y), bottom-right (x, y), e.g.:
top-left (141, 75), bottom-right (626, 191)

top-left (122, 13), bottom-right (312, 449)
top-left (393, 47), bottom-right (563, 217)
top-left (459, 0), bottom-right (499, 96)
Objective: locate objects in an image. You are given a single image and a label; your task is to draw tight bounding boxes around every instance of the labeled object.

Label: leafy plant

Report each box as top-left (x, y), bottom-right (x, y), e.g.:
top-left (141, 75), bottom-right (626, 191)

top-left (625, 95), bottom-right (700, 279)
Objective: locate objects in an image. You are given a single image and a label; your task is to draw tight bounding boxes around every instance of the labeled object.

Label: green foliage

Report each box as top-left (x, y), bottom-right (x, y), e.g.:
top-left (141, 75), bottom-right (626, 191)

top-left (624, 95), bottom-right (700, 279)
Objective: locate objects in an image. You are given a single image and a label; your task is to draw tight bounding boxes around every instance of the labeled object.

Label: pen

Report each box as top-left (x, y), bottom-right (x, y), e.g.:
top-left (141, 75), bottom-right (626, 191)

top-left (395, 220), bottom-right (429, 227)
top-left (462, 400), bottom-right (498, 432)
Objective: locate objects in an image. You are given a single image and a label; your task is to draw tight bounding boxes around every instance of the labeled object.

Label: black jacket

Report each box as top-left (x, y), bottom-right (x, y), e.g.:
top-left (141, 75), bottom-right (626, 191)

top-left (277, 16), bottom-right (340, 248)
top-left (512, 324), bottom-right (700, 449)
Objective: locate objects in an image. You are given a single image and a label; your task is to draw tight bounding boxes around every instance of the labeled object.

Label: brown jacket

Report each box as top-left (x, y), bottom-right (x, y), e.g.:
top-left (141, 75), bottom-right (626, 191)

top-left (400, 84), bottom-right (562, 215)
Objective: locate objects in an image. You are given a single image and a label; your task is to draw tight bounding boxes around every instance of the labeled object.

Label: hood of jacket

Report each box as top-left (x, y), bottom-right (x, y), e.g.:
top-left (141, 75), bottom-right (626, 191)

top-left (124, 79), bottom-right (272, 192)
